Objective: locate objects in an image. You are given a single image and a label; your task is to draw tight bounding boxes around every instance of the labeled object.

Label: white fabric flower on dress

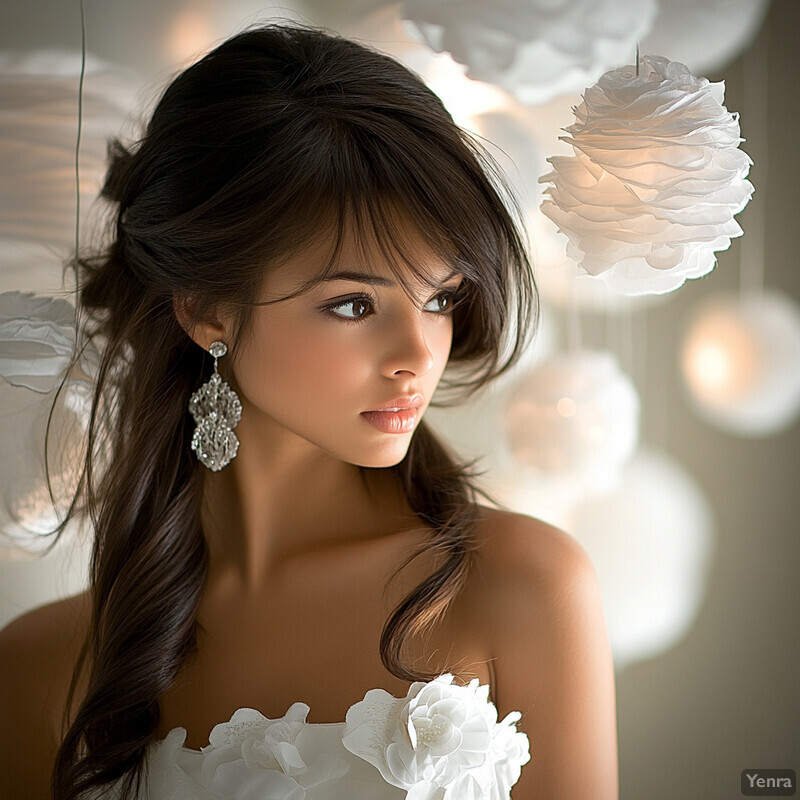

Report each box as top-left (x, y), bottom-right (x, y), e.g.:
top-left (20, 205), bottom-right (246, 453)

top-left (539, 55), bottom-right (754, 296)
top-left (342, 673), bottom-right (530, 800)
top-left (198, 705), bottom-right (349, 799)
top-left (401, 0), bottom-right (657, 106)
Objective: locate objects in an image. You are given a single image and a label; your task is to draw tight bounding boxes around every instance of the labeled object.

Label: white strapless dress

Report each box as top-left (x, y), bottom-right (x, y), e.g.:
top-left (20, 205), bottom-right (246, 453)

top-left (104, 673), bottom-right (530, 800)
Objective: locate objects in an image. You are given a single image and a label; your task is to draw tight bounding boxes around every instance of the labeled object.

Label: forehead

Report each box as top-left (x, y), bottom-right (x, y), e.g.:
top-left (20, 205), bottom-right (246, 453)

top-left (258, 206), bottom-right (458, 300)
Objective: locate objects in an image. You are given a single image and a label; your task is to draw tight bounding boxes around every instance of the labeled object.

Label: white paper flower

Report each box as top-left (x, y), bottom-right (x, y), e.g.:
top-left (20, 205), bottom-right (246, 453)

top-left (342, 673), bottom-right (530, 800)
top-left (401, 0), bottom-right (657, 106)
top-left (540, 55), bottom-right (754, 296)
top-left (198, 705), bottom-right (349, 798)
top-left (484, 708), bottom-right (531, 798)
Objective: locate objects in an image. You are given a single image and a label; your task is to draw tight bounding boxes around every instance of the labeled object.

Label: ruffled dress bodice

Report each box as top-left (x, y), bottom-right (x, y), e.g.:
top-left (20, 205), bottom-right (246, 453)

top-left (105, 673), bottom-right (531, 800)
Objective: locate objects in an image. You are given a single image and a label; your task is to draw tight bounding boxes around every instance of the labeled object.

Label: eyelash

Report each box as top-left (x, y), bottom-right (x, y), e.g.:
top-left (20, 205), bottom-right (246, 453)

top-left (322, 289), bottom-right (461, 325)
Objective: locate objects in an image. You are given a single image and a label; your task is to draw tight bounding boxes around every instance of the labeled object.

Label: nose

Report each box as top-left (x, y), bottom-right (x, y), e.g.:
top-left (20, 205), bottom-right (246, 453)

top-left (379, 308), bottom-right (436, 379)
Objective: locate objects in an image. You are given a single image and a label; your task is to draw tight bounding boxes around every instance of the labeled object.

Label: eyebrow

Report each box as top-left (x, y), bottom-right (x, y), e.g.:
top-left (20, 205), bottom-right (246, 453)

top-left (317, 269), bottom-right (462, 287)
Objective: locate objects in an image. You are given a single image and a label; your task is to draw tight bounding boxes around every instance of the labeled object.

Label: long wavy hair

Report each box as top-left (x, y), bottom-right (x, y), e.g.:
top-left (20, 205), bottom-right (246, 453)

top-left (49, 22), bottom-right (537, 799)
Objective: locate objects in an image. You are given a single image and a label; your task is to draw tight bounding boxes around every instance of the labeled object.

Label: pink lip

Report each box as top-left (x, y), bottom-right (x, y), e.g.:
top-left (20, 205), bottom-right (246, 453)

top-left (363, 394), bottom-right (425, 412)
top-left (360, 394), bottom-right (424, 434)
top-left (360, 408), bottom-right (419, 434)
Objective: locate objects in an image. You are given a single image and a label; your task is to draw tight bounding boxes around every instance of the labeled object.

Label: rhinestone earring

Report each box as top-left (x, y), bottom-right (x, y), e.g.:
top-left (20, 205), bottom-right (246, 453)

top-left (188, 340), bottom-right (242, 471)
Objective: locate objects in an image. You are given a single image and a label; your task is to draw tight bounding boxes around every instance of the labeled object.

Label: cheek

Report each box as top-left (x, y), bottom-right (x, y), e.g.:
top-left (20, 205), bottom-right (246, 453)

top-left (233, 317), bottom-right (373, 411)
top-left (232, 311), bottom-right (454, 419)
top-left (432, 320), bottom-right (455, 363)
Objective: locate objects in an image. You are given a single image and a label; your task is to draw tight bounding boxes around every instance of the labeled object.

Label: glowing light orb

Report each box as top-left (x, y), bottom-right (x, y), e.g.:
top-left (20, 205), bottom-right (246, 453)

top-left (568, 448), bottom-right (715, 670)
top-left (681, 290), bottom-right (800, 436)
top-left (502, 349), bottom-right (639, 493)
top-left (482, 447), bottom-right (715, 670)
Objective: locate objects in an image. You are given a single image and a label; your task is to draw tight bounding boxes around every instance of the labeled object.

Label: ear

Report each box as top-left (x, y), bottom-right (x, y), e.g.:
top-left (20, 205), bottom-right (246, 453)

top-left (172, 294), bottom-right (230, 352)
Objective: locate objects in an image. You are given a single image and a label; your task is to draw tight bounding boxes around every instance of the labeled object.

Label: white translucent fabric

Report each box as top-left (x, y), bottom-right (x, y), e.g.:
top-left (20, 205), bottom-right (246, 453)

top-left (0, 292), bottom-right (98, 557)
top-left (401, 0), bottom-right (657, 106)
top-left (103, 675), bottom-right (530, 800)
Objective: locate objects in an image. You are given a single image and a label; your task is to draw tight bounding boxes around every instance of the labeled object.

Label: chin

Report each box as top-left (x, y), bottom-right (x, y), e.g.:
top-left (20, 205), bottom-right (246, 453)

top-left (346, 439), bottom-right (413, 469)
top-left (351, 452), bottom-right (410, 470)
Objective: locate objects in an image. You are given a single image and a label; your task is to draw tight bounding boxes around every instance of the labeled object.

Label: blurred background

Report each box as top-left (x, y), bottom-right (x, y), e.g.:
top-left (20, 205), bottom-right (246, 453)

top-left (0, 0), bottom-right (797, 797)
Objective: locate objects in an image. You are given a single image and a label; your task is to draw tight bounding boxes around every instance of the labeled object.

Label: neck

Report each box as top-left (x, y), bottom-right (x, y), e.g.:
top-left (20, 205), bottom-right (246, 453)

top-left (198, 427), bottom-right (413, 591)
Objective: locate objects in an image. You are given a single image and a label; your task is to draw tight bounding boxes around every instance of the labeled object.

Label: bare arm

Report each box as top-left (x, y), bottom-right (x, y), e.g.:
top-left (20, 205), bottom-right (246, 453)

top-left (475, 511), bottom-right (619, 800)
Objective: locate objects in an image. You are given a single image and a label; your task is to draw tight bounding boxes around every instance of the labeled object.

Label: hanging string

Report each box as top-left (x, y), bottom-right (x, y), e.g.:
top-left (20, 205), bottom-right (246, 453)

top-left (739, 19), bottom-right (768, 301)
top-left (635, 42), bottom-right (640, 77)
top-left (72, 0), bottom-right (87, 332)
top-left (39, 0), bottom-right (89, 546)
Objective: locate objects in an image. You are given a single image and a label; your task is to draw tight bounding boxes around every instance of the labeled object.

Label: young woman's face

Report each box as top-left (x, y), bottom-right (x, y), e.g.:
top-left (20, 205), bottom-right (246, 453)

top-left (227, 220), bottom-right (463, 468)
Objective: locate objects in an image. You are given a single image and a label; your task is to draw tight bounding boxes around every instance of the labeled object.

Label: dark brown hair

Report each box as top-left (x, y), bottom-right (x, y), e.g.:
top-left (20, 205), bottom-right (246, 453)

top-left (50, 22), bottom-right (537, 799)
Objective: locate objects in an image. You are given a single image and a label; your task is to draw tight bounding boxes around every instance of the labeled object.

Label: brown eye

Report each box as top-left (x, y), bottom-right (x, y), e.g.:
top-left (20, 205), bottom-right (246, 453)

top-left (351, 299), bottom-right (370, 317)
top-left (327, 296), bottom-right (375, 321)
top-left (424, 290), bottom-right (457, 313)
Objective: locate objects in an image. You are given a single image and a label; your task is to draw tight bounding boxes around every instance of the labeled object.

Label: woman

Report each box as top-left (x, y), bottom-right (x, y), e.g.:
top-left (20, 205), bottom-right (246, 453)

top-left (0, 23), bottom-right (618, 799)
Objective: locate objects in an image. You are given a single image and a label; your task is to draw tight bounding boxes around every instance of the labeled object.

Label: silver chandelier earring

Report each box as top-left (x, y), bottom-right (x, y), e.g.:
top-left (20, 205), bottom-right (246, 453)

top-left (189, 340), bottom-right (242, 471)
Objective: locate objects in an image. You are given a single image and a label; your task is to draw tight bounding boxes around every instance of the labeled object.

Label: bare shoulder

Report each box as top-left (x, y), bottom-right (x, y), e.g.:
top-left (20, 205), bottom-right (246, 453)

top-left (467, 504), bottom-right (609, 672)
top-left (471, 507), bottom-right (599, 616)
top-left (449, 506), bottom-right (605, 688)
top-left (465, 507), bottom-right (619, 800)
top-left (0, 589), bottom-right (90, 646)
top-left (0, 590), bottom-right (92, 799)
top-left (471, 505), bottom-right (592, 587)
top-left (445, 507), bottom-right (596, 655)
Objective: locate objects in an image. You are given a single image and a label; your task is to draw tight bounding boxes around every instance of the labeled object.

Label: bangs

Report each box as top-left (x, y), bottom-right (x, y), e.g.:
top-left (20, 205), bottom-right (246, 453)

top-left (317, 115), bottom-right (512, 296)
top-left (289, 193), bottom-right (467, 299)
top-left (237, 114), bottom-right (530, 400)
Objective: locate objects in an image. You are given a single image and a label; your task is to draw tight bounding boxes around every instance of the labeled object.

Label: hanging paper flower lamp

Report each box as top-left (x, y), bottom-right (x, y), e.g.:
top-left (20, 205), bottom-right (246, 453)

top-left (540, 55), bottom-right (754, 296)
top-left (502, 349), bottom-right (639, 493)
top-left (532, 243), bottom-right (672, 313)
top-left (0, 292), bottom-right (98, 558)
top-left (680, 290), bottom-right (800, 436)
top-left (401, 0), bottom-right (657, 106)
